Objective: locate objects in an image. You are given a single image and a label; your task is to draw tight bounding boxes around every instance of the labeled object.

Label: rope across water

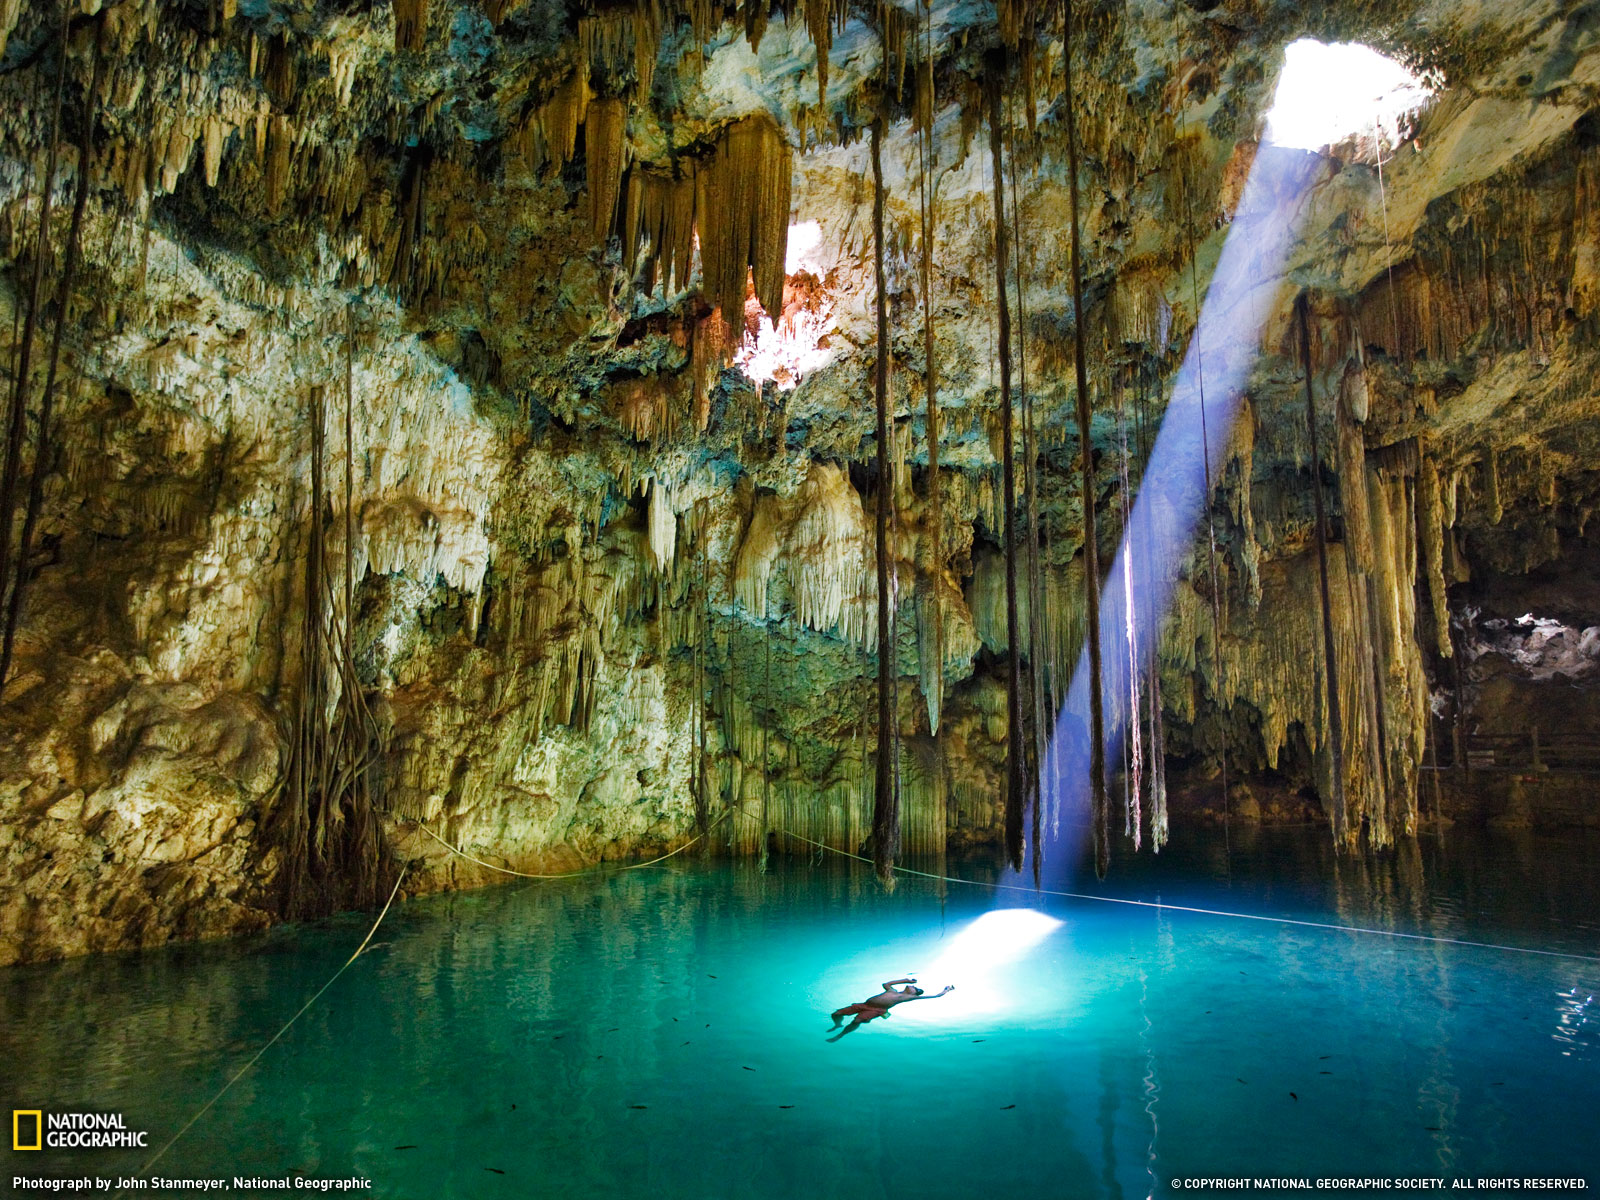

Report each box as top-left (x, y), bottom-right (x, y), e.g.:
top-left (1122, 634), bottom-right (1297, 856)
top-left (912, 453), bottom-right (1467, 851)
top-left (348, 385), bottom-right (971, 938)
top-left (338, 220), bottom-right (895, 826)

top-left (410, 807), bottom-right (730, 879)
top-left (116, 802), bottom-right (1593, 1195)
top-left (115, 814), bottom-right (727, 1194)
top-left (118, 867), bottom-right (410, 1195)
top-left (727, 806), bottom-right (1600, 966)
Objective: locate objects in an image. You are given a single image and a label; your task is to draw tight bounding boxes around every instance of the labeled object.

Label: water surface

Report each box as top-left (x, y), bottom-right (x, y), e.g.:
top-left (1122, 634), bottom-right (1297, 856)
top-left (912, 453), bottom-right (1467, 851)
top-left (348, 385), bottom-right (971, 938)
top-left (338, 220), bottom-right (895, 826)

top-left (4, 826), bottom-right (1596, 1197)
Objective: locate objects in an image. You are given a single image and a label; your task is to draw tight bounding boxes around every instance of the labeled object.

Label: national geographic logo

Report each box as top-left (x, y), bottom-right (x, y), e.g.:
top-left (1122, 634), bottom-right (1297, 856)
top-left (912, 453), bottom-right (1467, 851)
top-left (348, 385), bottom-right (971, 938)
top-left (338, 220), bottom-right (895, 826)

top-left (13, 1111), bottom-right (41, 1151)
top-left (12, 1111), bottom-right (149, 1150)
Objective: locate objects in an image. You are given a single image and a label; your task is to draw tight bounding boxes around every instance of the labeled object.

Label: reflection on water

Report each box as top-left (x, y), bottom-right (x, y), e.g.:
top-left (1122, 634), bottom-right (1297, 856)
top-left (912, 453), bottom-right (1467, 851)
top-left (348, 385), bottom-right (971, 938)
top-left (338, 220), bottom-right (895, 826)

top-left (1553, 987), bottom-right (1595, 1059)
top-left (1, 825), bottom-right (1596, 1198)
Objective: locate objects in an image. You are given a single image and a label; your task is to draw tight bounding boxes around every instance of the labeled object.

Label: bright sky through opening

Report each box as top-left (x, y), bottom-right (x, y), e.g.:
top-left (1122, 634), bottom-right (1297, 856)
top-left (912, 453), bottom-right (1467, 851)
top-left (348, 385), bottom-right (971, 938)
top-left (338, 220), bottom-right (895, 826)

top-left (1264, 39), bottom-right (1431, 151)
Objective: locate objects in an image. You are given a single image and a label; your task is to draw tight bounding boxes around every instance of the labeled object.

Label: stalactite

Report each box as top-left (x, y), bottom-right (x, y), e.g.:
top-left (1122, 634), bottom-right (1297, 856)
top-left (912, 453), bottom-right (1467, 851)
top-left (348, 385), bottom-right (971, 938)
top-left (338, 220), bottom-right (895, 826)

top-left (803, 0), bottom-right (849, 107)
top-left (522, 71), bottom-right (592, 176)
top-left (1366, 461), bottom-right (1426, 840)
top-left (743, 0), bottom-right (770, 52)
top-left (2, 177), bottom-right (25, 425)
top-left (996, 0), bottom-right (1028, 48)
top-left (1060, 11), bottom-right (1108, 878)
top-left (876, 1), bottom-right (915, 99)
top-left (690, 306), bottom-right (728, 430)
top-left (870, 114), bottom-right (898, 887)
top-left (266, 114), bottom-right (293, 216)
top-left (394, 0), bottom-right (428, 52)
top-left (1483, 446), bottom-right (1502, 524)
top-left (203, 117), bottom-right (224, 188)
top-left (1, 13), bottom-right (105, 693)
top-left (1299, 294), bottom-right (1350, 844)
top-left (647, 478), bottom-right (675, 572)
top-left (586, 98), bottom-right (630, 242)
top-left (695, 114), bottom-right (792, 339)
top-left (1416, 451), bottom-right (1452, 658)
top-left (580, 6), bottom-right (659, 100)
top-left (1329, 350), bottom-right (1394, 843)
top-left (1147, 655), bottom-right (1168, 849)
top-left (631, 166), bottom-right (697, 295)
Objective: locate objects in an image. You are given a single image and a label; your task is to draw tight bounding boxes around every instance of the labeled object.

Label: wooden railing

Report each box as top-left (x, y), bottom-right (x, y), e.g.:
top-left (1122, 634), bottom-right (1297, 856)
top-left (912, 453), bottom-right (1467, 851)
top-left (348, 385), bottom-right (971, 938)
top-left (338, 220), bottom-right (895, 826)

top-left (1429, 727), bottom-right (1600, 774)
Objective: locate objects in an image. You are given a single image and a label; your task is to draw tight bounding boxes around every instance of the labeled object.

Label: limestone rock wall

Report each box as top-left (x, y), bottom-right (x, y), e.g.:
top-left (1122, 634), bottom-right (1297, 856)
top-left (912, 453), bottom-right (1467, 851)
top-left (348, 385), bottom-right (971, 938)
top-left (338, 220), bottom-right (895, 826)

top-left (0, 0), bottom-right (1597, 962)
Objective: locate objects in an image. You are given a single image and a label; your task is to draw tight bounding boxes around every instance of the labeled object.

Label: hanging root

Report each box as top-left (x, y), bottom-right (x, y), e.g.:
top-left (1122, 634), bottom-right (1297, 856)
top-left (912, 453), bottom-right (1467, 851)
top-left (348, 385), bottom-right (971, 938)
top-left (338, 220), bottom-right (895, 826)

top-left (1299, 293), bottom-right (1349, 844)
top-left (0, 12), bottom-right (70, 695)
top-left (1062, 1), bottom-right (1108, 878)
top-left (270, 351), bottom-right (394, 920)
top-left (985, 52), bottom-right (1027, 874)
top-left (869, 112), bottom-right (899, 888)
top-left (2, 14), bottom-right (106, 693)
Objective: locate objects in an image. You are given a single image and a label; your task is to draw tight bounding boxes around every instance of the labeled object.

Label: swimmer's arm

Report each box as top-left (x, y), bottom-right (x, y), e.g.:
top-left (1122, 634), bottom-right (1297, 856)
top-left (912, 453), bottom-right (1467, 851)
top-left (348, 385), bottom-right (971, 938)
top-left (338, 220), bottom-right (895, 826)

top-left (906, 986), bottom-right (956, 1001)
top-left (882, 977), bottom-right (917, 989)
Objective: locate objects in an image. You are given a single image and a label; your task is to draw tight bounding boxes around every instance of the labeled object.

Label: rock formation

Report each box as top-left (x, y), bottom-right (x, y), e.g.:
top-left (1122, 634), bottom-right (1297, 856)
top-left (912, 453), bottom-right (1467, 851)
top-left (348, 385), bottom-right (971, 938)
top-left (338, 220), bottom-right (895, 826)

top-left (1, 0), bottom-right (1596, 963)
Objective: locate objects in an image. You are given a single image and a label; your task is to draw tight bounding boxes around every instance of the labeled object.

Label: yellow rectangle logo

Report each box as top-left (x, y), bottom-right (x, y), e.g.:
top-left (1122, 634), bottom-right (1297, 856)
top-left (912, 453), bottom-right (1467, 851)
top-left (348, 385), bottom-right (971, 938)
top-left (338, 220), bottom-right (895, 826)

top-left (13, 1109), bottom-right (42, 1151)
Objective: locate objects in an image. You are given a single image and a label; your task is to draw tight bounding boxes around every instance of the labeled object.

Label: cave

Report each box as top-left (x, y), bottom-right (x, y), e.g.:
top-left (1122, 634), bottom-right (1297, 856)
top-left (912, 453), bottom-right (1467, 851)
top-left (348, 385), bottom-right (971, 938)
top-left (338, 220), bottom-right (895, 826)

top-left (2, 0), bottom-right (1597, 1194)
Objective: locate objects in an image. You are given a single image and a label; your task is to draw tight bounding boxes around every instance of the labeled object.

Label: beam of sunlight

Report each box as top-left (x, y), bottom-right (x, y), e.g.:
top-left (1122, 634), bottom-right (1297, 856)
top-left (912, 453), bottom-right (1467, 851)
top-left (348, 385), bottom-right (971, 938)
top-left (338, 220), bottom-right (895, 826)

top-left (916, 909), bottom-right (1065, 1016)
top-left (1039, 133), bottom-right (1326, 881)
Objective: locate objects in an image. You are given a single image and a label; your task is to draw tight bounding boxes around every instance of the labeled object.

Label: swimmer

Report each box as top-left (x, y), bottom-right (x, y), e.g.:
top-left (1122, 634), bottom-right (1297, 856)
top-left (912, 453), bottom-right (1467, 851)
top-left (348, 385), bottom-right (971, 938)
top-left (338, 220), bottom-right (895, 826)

top-left (828, 977), bottom-right (954, 1041)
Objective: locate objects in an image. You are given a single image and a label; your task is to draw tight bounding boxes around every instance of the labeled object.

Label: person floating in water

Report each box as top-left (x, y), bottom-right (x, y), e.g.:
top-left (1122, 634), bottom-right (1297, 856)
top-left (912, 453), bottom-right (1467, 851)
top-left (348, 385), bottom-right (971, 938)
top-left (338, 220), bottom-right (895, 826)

top-left (828, 977), bottom-right (954, 1041)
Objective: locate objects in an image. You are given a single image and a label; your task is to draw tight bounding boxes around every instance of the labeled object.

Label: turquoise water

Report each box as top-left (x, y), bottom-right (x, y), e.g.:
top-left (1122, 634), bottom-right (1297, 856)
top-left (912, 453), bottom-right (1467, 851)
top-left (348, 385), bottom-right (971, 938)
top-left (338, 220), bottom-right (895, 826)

top-left (4, 827), bottom-right (1598, 1198)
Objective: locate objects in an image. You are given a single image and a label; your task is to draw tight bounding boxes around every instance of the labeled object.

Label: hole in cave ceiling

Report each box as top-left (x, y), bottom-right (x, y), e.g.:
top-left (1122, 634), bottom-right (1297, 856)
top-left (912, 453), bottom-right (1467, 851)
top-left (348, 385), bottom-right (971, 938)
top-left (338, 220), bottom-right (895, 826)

top-left (1264, 39), bottom-right (1433, 154)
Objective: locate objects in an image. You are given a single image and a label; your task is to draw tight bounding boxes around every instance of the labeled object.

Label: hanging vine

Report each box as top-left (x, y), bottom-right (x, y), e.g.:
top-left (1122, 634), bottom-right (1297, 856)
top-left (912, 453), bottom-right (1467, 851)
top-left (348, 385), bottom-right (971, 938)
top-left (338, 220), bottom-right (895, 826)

top-left (270, 323), bottom-right (392, 921)
top-left (1298, 292), bottom-right (1349, 843)
top-left (1172, 1), bottom-right (1231, 861)
top-left (0, 12), bottom-right (70, 697)
top-left (917, 0), bottom-right (943, 741)
top-left (869, 111), bottom-right (899, 886)
top-left (1, 13), bottom-right (105, 693)
top-left (1117, 367), bottom-right (1142, 849)
top-left (1061, 2), bottom-right (1109, 877)
top-left (1006, 81), bottom-right (1047, 881)
top-left (985, 52), bottom-right (1027, 872)
top-left (1138, 363), bottom-right (1169, 851)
